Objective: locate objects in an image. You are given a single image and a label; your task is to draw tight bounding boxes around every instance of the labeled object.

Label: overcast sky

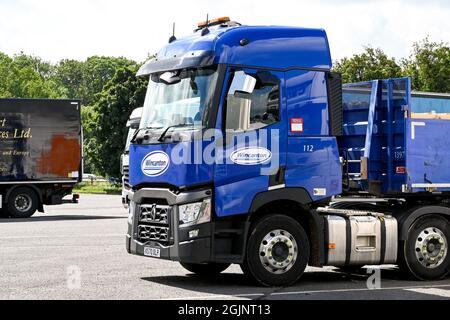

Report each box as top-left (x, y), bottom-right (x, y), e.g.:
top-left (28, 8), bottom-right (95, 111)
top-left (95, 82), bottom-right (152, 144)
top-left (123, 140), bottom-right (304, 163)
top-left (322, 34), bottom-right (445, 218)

top-left (0, 0), bottom-right (449, 64)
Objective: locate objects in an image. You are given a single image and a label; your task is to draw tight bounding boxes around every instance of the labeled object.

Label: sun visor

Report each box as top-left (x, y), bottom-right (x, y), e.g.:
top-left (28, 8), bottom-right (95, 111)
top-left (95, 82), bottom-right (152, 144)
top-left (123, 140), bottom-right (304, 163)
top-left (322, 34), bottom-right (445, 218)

top-left (137, 50), bottom-right (215, 77)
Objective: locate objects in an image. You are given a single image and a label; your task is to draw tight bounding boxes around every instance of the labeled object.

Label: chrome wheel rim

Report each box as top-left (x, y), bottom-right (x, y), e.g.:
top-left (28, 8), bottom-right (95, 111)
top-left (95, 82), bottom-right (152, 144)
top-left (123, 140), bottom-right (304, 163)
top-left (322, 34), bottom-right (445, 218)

top-left (415, 227), bottom-right (448, 269)
top-left (15, 194), bottom-right (32, 213)
top-left (259, 229), bottom-right (298, 274)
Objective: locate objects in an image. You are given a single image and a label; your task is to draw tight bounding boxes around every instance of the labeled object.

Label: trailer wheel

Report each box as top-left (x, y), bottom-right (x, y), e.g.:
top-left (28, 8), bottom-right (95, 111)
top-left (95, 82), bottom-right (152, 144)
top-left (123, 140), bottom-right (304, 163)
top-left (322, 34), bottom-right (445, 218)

top-left (7, 187), bottom-right (39, 218)
top-left (400, 215), bottom-right (450, 280)
top-left (180, 263), bottom-right (231, 276)
top-left (242, 215), bottom-right (310, 287)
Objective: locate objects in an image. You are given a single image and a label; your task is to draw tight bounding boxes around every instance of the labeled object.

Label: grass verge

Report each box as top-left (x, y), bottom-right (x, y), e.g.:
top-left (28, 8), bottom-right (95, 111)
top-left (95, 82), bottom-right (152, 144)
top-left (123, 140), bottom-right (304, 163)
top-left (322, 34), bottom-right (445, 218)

top-left (73, 182), bottom-right (121, 195)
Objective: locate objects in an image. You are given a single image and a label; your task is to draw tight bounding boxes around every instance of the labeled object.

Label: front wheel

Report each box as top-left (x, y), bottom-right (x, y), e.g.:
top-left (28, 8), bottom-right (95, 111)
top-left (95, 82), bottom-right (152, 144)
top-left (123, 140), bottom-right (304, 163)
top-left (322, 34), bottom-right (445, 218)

top-left (180, 262), bottom-right (231, 276)
top-left (241, 215), bottom-right (310, 287)
top-left (400, 215), bottom-right (450, 280)
top-left (7, 187), bottom-right (39, 218)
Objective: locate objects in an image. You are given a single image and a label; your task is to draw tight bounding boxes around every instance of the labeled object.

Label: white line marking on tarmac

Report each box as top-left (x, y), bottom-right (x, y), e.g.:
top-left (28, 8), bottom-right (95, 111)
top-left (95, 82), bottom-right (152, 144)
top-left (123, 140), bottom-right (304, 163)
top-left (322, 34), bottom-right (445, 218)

top-left (164, 284), bottom-right (450, 300)
top-left (405, 288), bottom-right (450, 298)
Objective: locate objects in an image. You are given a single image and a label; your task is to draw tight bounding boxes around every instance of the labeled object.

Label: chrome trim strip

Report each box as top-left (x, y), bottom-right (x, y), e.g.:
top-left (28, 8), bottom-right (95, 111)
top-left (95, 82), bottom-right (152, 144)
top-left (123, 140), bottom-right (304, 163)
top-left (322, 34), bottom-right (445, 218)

top-left (268, 184), bottom-right (286, 191)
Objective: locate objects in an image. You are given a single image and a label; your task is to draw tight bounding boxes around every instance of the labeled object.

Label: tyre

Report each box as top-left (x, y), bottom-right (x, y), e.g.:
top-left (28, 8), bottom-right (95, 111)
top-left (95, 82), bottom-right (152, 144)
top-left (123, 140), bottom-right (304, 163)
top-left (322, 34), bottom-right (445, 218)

top-left (7, 187), bottom-right (39, 218)
top-left (180, 262), bottom-right (231, 276)
top-left (241, 215), bottom-right (310, 287)
top-left (399, 215), bottom-right (450, 280)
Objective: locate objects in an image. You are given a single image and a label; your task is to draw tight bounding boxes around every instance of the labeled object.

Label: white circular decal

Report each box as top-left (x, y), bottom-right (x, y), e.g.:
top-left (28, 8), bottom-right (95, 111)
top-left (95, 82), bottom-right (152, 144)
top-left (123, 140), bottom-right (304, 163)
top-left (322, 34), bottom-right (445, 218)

top-left (141, 151), bottom-right (170, 177)
top-left (230, 147), bottom-right (272, 166)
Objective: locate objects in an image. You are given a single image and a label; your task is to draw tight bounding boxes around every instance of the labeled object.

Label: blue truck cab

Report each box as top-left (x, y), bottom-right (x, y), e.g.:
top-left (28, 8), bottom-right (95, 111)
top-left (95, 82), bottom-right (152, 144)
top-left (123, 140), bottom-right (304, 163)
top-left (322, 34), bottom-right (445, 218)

top-left (126, 18), bottom-right (450, 286)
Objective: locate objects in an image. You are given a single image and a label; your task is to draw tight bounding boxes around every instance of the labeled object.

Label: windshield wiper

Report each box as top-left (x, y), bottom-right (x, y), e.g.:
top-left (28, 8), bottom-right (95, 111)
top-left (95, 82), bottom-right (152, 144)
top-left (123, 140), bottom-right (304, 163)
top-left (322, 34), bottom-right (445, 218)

top-left (130, 126), bottom-right (163, 144)
top-left (158, 124), bottom-right (194, 142)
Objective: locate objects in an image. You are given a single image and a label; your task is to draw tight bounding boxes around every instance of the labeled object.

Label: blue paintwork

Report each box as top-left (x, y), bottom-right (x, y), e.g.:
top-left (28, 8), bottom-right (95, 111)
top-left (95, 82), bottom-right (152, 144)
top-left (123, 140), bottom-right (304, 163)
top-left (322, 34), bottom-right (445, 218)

top-left (406, 119), bottom-right (450, 192)
top-left (339, 78), bottom-right (410, 193)
top-left (215, 175), bottom-right (270, 217)
top-left (340, 77), bottom-right (450, 195)
top-left (129, 141), bottom-right (214, 188)
top-left (286, 137), bottom-right (342, 201)
top-left (285, 70), bottom-right (330, 136)
top-left (131, 22), bottom-right (450, 222)
top-left (155, 26), bottom-right (332, 70)
top-left (213, 68), bottom-right (287, 217)
top-left (131, 20), bottom-right (338, 215)
top-left (411, 95), bottom-right (450, 113)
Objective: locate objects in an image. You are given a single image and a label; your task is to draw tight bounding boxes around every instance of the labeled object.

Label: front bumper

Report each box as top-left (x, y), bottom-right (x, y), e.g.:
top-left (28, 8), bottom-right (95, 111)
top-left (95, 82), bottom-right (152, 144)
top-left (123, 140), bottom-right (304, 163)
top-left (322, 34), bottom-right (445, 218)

top-left (126, 188), bottom-right (215, 264)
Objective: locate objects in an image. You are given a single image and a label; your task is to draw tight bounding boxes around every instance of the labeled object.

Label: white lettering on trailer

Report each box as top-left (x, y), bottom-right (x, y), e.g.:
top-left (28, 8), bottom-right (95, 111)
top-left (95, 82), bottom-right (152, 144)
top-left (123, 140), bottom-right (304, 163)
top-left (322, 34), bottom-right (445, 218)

top-left (411, 121), bottom-right (426, 140)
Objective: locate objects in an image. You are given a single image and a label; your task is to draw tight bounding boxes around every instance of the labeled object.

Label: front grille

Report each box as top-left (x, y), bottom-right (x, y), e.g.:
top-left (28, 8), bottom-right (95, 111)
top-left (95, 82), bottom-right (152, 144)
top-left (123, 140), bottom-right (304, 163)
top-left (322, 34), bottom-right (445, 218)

top-left (139, 204), bottom-right (169, 224)
top-left (123, 166), bottom-right (131, 189)
top-left (137, 204), bottom-right (172, 244)
top-left (138, 225), bottom-right (169, 242)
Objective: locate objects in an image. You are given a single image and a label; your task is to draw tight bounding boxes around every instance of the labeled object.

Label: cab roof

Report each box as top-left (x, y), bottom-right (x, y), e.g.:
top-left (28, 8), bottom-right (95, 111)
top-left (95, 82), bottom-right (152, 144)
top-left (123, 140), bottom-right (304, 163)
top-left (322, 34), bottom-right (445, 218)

top-left (138, 24), bottom-right (332, 76)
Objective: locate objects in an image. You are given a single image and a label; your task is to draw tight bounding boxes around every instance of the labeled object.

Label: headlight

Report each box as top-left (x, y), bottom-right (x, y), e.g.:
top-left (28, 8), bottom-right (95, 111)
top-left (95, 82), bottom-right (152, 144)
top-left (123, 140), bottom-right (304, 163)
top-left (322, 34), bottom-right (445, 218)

top-left (179, 199), bottom-right (211, 228)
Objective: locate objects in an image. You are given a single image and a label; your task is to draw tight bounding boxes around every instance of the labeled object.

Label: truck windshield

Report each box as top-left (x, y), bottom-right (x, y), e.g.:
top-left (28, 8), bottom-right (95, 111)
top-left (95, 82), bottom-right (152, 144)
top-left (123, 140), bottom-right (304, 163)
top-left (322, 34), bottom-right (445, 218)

top-left (140, 67), bottom-right (218, 132)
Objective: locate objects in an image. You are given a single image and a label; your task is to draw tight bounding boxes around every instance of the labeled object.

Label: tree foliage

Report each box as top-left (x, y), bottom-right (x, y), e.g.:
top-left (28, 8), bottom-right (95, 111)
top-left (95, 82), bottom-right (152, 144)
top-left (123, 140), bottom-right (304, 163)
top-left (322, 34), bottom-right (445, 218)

top-left (402, 38), bottom-right (450, 93)
top-left (333, 41), bottom-right (450, 93)
top-left (54, 56), bottom-right (136, 105)
top-left (88, 66), bottom-right (148, 177)
top-left (0, 52), bottom-right (65, 98)
top-left (333, 47), bottom-right (403, 83)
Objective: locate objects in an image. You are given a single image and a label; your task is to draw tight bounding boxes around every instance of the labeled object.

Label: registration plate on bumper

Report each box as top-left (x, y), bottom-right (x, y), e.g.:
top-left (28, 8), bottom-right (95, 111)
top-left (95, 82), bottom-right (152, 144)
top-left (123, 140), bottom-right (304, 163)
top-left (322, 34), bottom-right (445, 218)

top-left (144, 247), bottom-right (161, 258)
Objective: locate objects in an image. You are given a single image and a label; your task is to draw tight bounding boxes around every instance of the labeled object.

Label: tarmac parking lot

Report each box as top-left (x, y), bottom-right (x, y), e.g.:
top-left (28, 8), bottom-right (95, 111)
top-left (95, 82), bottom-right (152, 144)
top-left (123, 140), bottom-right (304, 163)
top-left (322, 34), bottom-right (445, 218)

top-left (1, 194), bottom-right (450, 300)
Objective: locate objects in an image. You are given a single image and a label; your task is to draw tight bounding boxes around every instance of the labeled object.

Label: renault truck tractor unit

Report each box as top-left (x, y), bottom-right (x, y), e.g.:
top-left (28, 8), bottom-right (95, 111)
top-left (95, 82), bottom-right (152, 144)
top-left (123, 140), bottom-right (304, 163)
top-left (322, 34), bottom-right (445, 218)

top-left (125, 18), bottom-right (450, 286)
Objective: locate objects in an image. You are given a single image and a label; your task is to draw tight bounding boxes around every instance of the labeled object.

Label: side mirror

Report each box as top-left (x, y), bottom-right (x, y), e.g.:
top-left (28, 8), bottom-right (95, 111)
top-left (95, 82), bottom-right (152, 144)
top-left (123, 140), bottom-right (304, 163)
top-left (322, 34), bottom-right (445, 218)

top-left (229, 71), bottom-right (257, 96)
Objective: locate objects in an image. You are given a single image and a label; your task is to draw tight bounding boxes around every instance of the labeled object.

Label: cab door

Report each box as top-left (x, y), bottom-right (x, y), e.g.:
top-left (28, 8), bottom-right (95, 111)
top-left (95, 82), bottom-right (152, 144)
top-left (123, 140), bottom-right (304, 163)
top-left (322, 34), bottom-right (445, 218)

top-left (213, 67), bottom-right (287, 217)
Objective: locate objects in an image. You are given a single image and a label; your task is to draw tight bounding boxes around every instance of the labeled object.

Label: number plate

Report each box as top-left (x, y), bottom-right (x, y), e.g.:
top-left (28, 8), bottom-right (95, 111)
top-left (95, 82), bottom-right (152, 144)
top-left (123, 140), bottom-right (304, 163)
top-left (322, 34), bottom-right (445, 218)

top-left (144, 247), bottom-right (161, 258)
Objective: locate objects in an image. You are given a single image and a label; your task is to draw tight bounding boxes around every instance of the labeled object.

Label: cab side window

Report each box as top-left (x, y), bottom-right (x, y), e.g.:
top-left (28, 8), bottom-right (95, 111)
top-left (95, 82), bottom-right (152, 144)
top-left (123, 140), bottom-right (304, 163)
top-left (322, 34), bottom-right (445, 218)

top-left (226, 70), bottom-right (280, 132)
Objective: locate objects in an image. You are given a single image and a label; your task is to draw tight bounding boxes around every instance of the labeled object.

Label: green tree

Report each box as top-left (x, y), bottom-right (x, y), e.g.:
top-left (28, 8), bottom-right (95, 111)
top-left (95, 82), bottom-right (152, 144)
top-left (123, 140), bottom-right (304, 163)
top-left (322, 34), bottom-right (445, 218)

top-left (334, 47), bottom-right (403, 84)
top-left (54, 59), bottom-right (86, 101)
top-left (402, 38), bottom-right (450, 93)
top-left (54, 56), bottom-right (136, 105)
top-left (89, 65), bottom-right (148, 177)
top-left (13, 52), bottom-right (54, 79)
top-left (80, 105), bottom-right (99, 174)
top-left (0, 52), bottom-right (64, 98)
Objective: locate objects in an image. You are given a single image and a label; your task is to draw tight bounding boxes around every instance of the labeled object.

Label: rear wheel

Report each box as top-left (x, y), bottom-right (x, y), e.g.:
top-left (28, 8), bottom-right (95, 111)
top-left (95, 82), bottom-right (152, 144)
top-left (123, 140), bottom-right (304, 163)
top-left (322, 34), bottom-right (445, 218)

top-left (180, 262), bottom-right (231, 276)
top-left (241, 215), bottom-right (310, 287)
top-left (7, 187), bottom-right (39, 218)
top-left (400, 215), bottom-right (450, 280)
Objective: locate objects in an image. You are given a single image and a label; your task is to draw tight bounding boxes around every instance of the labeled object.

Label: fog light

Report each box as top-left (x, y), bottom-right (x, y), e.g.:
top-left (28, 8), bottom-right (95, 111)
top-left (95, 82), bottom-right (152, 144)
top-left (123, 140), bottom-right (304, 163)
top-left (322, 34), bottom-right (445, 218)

top-left (189, 230), bottom-right (200, 238)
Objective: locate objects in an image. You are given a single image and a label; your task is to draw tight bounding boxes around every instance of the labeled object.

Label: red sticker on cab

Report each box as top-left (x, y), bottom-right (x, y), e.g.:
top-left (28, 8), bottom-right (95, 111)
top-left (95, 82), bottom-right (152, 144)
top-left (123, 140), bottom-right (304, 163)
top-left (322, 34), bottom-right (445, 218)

top-left (290, 118), bottom-right (304, 133)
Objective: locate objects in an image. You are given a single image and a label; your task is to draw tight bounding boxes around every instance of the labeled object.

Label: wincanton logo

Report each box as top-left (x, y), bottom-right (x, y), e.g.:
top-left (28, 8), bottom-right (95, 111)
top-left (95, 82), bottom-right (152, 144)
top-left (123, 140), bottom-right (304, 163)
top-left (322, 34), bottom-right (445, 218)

top-left (141, 151), bottom-right (170, 177)
top-left (230, 147), bottom-right (272, 166)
